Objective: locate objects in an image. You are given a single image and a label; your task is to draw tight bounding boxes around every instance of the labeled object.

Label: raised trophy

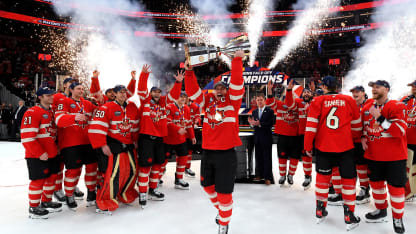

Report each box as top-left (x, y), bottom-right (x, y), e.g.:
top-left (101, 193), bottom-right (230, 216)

top-left (184, 35), bottom-right (250, 67)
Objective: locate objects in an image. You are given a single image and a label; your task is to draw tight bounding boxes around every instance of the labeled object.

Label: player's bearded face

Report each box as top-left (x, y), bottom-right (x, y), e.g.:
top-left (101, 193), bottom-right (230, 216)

top-left (372, 85), bottom-right (387, 100)
top-left (151, 90), bottom-right (161, 102)
top-left (106, 91), bottom-right (115, 101)
top-left (215, 86), bottom-right (227, 100)
top-left (303, 90), bottom-right (313, 102)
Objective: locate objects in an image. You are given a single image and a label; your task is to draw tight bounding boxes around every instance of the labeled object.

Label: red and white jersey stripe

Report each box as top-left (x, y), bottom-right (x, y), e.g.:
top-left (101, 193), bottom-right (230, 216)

top-left (137, 71), bottom-right (181, 137)
top-left (21, 105), bottom-right (58, 159)
top-left (362, 100), bottom-right (407, 161)
top-left (185, 57), bottom-right (244, 150)
top-left (304, 93), bottom-right (362, 153)
top-left (88, 101), bottom-right (140, 149)
top-left (54, 97), bottom-right (97, 149)
top-left (164, 103), bottom-right (195, 145)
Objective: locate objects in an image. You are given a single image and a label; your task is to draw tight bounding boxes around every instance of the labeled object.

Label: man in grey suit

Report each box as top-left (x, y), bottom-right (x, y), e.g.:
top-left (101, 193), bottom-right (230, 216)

top-left (248, 94), bottom-right (275, 185)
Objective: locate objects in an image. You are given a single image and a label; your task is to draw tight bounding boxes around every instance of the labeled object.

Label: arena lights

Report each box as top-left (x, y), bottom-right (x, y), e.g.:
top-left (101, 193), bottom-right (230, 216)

top-left (0, 10), bottom-right (381, 39)
top-left (31, 0), bottom-right (407, 20)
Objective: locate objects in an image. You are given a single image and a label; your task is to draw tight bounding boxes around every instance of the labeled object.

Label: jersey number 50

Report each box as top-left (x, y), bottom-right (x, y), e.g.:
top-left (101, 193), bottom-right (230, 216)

top-left (326, 107), bottom-right (339, 130)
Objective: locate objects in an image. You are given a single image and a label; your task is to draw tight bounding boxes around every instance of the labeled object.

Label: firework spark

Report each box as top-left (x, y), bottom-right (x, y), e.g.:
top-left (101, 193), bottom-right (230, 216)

top-left (247, 0), bottom-right (273, 67)
top-left (268, 0), bottom-right (340, 69)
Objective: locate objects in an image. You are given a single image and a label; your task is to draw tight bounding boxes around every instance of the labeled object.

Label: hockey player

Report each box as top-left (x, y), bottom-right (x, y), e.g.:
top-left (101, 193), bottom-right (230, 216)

top-left (88, 85), bottom-right (140, 214)
top-left (401, 80), bottom-right (416, 202)
top-left (362, 80), bottom-right (407, 233)
top-left (22, 87), bottom-right (62, 219)
top-left (185, 50), bottom-right (245, 234)
top-left (329, 85), bottom-right (373, 206)
top-left (266, 80), bottom-right (300, 186)
top-left (185, 97), bottom-right (201, 177)
top-left (136, 64), bottom-right (182, 207)
top-left (304, 76), bottom-right (362, 231)
top-left (284, 81), bottom-right (314, 189)
top-left (162, 91), bottom-right (196, 189)
top-left (54, 82), bottom-right (98, 210)
top-left (89, 70), bottom-right (136, 106)
top-left (52, 77), bottom-right (84, 202)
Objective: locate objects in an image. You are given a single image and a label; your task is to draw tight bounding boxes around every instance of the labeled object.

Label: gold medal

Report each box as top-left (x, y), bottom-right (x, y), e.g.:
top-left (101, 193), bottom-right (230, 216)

top-left (214, 111), bottom-right (223, 121)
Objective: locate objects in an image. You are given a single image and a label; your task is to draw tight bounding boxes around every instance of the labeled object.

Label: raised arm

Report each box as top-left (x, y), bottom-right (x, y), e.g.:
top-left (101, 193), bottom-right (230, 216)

top-left (127, 70), bottom-right (137, 99)
top-left (228, 51), bottom-right (245, 110)
top-left (137, 64), bottom-right (151, 103)
top-left (184, 61), bottom-right (205, 108)
top-left (90, 70), bottom-right (102, 98)
top-left (165, 70), bottom-right (183, 105)
top-left (285, 80), bottom-right (297, 110)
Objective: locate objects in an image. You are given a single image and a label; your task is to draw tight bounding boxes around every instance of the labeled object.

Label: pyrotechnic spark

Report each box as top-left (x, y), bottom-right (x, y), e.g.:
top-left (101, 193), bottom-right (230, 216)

top-left (268, 0), bottom-right (340, 69)
top-left (246, 0), bottom-right (273, 67)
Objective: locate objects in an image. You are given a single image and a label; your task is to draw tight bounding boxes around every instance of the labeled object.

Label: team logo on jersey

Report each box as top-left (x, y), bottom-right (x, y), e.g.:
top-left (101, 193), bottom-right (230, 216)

top-left (70, 104), bottom-right (76, 108)
top-left (281, 110), bottom-right (298, 124)
top-left (364, 111), bottom-right (370, 116)
top-left (117, 118), bottom-right (132, 136)
top-left (42, 114), bottom-right (49, 119)
top-left (45, 125), bottom-right (57, 139)
top-left (206, 108), bottom-right (226, 129)
top-left (175, 112), bottom-right (179, 116)
top-left (115, 111), bottom-right (121, 116)
top-left (365, 120), bottom-right (386, 141)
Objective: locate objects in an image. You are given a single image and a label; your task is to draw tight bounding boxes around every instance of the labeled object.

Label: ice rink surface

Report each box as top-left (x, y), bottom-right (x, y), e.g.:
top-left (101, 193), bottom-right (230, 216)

top-left (1, 142), bottom-right (415, 234)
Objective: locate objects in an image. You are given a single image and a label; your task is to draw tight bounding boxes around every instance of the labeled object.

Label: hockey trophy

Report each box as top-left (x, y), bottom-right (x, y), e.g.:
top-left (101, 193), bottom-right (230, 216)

top-left (184, 35), bottom-right (250, 67)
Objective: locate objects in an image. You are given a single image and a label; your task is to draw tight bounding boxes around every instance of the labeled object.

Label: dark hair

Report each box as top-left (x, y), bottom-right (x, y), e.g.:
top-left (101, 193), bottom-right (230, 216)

top-left (256, 93), bottom-right (266, 99)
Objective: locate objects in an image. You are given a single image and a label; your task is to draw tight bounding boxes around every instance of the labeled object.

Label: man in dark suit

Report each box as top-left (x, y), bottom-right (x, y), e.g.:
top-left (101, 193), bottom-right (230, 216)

top-left (12, 100), bottom-right (28, 140)
top-left (248, 94), bottom-right (275, 185)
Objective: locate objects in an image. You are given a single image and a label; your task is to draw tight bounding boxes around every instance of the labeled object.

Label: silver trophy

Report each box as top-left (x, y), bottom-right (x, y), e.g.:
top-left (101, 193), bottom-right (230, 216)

top-left (184, 35), bottom-right (250, 67)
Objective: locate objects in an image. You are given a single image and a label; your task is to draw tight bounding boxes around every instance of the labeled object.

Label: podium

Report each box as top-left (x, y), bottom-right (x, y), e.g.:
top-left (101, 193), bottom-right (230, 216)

top-left (235, 132), bottom-right (255, 181)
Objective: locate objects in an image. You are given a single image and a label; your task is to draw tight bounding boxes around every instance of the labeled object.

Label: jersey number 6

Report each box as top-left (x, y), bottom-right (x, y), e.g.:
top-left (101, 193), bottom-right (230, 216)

top-left (326, 107), bottom-right (339, 130)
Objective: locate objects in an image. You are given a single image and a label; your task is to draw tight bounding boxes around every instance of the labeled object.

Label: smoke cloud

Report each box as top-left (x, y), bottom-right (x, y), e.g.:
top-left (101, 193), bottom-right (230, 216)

top-left (52, 0), bottom-right (180, 97)
top-left (343, 0), bottom-right (416, 100)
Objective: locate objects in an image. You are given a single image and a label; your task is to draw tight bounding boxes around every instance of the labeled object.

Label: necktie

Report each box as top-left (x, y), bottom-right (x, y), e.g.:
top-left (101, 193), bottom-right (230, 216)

top-left (259, 108), bottom-right (263, 120)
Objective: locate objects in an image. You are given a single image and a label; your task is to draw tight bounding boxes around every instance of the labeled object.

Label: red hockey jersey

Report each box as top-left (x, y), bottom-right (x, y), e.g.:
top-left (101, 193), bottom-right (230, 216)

top-left (52, 92), bottom-right (69, 113)
top-left (54, 97), bottom-right (97, 149)
top-left (21, 105), bottom-right (58, 159)
top-left (304, 93), bottom-right (362, 153)
top-left (285, 89), bottom-right (311, 135)
top-left (188, 101), bottom-right (201, 126)
top-left (137, 71), bottom-right (181, 137)
top-left (163, 103), bottom-right (195, 145)
top-left (362, 100), bottom-right (407, 161)
top-left (401, 95), bottom-right (416, 145)
top-left (266, 95), bottom-right (299, 136)
top-left (90, 75), bottom-right (136, 105)
top-left (88, 101), bottom-right (140, 149)
top-left (185, 57), bottom-right (244, 150)
top-left (353, 98), bottom-right (373, 143)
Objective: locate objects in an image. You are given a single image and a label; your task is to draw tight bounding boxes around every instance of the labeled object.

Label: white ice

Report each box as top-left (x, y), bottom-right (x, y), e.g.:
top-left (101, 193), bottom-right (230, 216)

top-left (1, 142), bottom-right (415, 234)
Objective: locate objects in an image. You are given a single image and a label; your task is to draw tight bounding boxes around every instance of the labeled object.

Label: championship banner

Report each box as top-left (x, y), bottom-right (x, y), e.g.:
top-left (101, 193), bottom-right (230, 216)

top-left (219, 69), bottom-right (289, 86)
